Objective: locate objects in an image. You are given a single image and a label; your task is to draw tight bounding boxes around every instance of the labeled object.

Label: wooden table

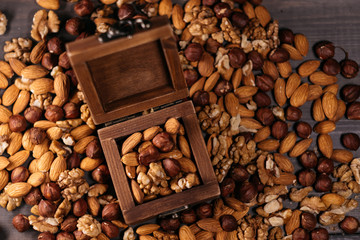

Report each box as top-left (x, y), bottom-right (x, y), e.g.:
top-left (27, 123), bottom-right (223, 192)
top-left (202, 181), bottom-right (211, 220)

top-left (0, 0), bottom-right (359, 239)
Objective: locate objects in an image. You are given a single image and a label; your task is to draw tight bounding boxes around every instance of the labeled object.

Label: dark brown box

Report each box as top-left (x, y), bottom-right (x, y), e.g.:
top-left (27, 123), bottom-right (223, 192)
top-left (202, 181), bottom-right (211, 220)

top-left (66, 16), bottom-right (219, 225)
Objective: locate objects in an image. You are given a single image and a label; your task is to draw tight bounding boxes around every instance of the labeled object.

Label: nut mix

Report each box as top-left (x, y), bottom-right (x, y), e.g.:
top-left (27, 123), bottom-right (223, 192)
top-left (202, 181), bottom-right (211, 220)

top-left (0, 0), bottom-right (358, 239)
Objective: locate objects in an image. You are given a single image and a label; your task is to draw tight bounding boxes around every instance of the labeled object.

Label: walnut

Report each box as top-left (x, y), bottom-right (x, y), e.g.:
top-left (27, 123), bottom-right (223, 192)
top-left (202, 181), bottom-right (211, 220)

top-left (31, 10), bottom-right (60, 41)
top-left (153, 230), bottom-right (178, 240)
top-left (80, 104), bottom-right (96, 130)
top-left (333, 164), bottom-right (353, 182)
top-left (269, 227), bottom-right (283, 240)
top-left (289, 186), bottom-right (313, 202)
top-left (348, 181), bottom-right (360, 193)
top-left (170, 173), bottom-right (200, 192)
top-left (90, 5), bottom-right (114, 19)
top-left (14, 78), bottom-right (33, 91)
top-left (57, 168), bottom-right (89, 201)
top-left (93, 17), bottom-right (117, 33)
top-left (257, 185), bottom-right (288, 204)
top-left (243, 18), bottom-right (266, 41)
top-left (0, 11), bottom-right (7, 35)
top-left (98, 195), bottom-right (116, 205)
top-left (77, 214), bottom-right (101, 238)
top-left (0, 185), bottom-right (22, 211)
top-left (4, 38), bottom-right (32, 62)
top-left (123, 227), bottom-right (136, 240)
top-left (319, 212), bottom-right (345, 226)
top-left (220, 17), bottom-right (240, 44)
top-left (143, 3), bottom-right (158, 17)
top-left (51, 66), bottom-right (63, 78)
top-left (300, 197), bottom-right (327, 214)
top-left (50, 140), bottom-right (72, 159)
top-left (54, 198), bottom-right (71, 222)
top-left (88, 184), bottom-right (108, 197)
top-left (0, 135), bottom-right (9, 155)
top-left (187, 6), bottom-right (218, 38)
top-left (56, 119), bottom-right (83, 131)
top-left (147, 162), bottom-right (169, 186)
top-left (329, 199), bottom-right (358, 215)
top-left (350, 158), bottom-right (360, 184)
top-left (266, 20), bottom-right (279, 49)
top-left (215, 47), bottom-right (230, 77)
top-left (30, 93), bottom-right (53, 110)
top-left (28, 215), bottom-right (58, 234)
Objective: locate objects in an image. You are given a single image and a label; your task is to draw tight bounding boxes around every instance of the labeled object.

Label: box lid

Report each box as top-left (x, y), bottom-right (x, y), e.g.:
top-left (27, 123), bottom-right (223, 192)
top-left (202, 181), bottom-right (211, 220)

top-left (66, 17), bottom-right (188, 125)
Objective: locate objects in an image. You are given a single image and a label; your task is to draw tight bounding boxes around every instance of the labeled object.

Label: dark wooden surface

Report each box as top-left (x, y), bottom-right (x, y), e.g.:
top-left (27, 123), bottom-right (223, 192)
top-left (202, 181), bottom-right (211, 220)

top-left (0, 0), bottom-right (359, 239)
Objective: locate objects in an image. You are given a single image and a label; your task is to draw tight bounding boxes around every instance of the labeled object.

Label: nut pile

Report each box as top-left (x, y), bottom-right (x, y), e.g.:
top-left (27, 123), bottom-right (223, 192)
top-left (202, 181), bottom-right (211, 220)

top-left (118, 118), bottom-right (200, 204)
top-left (0, 0), bottom-right (358, 239)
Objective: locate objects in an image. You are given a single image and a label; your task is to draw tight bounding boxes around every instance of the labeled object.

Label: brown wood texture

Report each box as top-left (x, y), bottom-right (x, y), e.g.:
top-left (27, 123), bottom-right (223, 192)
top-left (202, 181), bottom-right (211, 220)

top-left (0, 0), bottom-right (359, 239)
top-left (67, 16), bottom-right (189, 125)
top-left (99, 101), bottom-right (219, 225)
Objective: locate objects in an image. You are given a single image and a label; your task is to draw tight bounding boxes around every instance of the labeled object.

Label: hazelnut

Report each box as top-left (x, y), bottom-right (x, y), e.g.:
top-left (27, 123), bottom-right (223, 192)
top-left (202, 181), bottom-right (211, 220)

top-left (268, 47), bottom-right (290, 63)
top-left (102, 203), bottom-right (120, 221)
top-left (322, 58), bottom-right (340, 76)
top-left (250, 174), bottom-right (264, 192)
top-left (292, 228), bottom-right (310, 240)
top-left (314, 174), bottom-right (332, 192)
top-left (213, 2), bottom-right (232, 18)
top-left (339, 216), bottom-right (359, 234)
top-left (180, 209), bottom-right (197, 224)
top-left (65, 17), bottom-right (84, 36)
top-left (86, 139), bottom-right (102, 159)
top-left (271, 120), bottom-right (288, 140)
top-left (74, 0), bottom-right (94, 17)
top-left (56, 232), bottom-right (75, 240)
top-left (342, 133), bottom-right (360, 150)
top-left (347, 101), bottom-right (360, 120)
top-left (63, 102), bottom-right (80, 119)
top-left (247, 50), bottom-right (264, 70)
top-left (67, 152), bottom-right (81, 169)
top-left (92, 165), bottom-right (110, 183)
top-left (59, 52), bottom-right (71, 69)
top-left (196, 203), bottom-right (213, 219)
top-left (138, 145), bottom-right (160, 166)
top-left (214, 80), bottom-right (234, 96)
top-left (39, 199), bottom-right (57, 217)
top-left (61, 216), bottom-right (77, 232)
top-left (160, 217), bottom-right (180, 233)
top-left (42, 53), bottom-right (58, 70)
top-left (24, 106), bottom-right (43, 124)
top-left (228, 48), bottom-right (246, 68)
top-left (152, 132), bottom-right (174, 152)
top-left (256, 108), bottom-right (275, 126)
top-left (73, 198), bottom-right (87, 217)
top-left (29, 127), bottom-right (46, 145)
top-left (202, 0), bottom-right (217, 6)
top-left (47, 37), bottom-right (63, 55)
top-left (231, 12), bottom-right (249, 29)
top-left (45, 105), bottom-right (64, 122)
top-left (12, 214), bottom-right (30, 232)
top-left (286, 106), bottom-right (302, 121)
top-left (38, 232), bottom-right (56, 240)
top-left (295, 121), bottom-right (312, 139)
top-left (310, 228), bottom-right (329, 240)
top-left (205, 37), bottom-right (221, 54)
top-left (341, 84), bottom-right (360, 103)
top-left (298, 169), bottom-right (316, 187)
top-left (65, 69), bottom-right (78, 86)
top-left (183, 69), bottom-right (199, 87)
top-left (192, 90), bottom-right (209, 106)
top-left (24, 187), bottom-right (42, 205)
top-left (43, 182), bottom-right (61, 201)
top-left (162, 158), bottom-right (181, 177)
top-left (255, 74), bottom-right (274, 92)
top-left (101, 221), bottom-right (120, 238)
top-left (9, 114), bottom-right (27, 132)
top-left (316, 158), bottom-right (334, 174)
top-left (341, 59), bottom-right (359, 79)
top-left (11, 166), bottom-right (29, 183)
top-left (238, 132), bottom-right (253, 143)
top-left (73, 230), bottom-right (91, 240)
top-left (220, 177), bottom-right (235, 197)
top-left (220, 215), bottom-right (237, 232)
top-left (250, 0), bottom-right (262, 5)
top-left (184, 43), bottom-right (203, 62)
top-left (315, 41), bottom-right (335, 60)
top-left (299, 151), bottom-right (317, 169)
top-left (75, 32), bottom-right (90, 41)
top-left (279, 28), bottom-right (294, 44)
top-left (235, 182), bottom-right (257, 203)
top-left (118, 4), bottom-right (135, 20)
top-left (253, 91), bottom-right (271, 107)
top-left (301, 212), bottom-right (317, 231)
top-left (230, 164), bottom-right (249, 182)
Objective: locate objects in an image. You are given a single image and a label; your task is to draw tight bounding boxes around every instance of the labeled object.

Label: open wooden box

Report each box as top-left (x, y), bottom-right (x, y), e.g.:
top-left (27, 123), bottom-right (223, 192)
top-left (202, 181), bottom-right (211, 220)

top-left (66, 16), bottom-right (220, 225)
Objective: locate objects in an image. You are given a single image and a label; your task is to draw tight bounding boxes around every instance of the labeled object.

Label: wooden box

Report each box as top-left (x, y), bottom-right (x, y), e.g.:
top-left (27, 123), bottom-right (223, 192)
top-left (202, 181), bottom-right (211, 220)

top-left (66, 16), bottom-right (220, 225)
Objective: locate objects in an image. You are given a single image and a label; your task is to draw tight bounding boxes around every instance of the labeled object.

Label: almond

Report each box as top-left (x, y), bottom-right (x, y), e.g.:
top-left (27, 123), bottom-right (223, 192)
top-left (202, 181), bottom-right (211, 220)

top-left (74, 136), bottom-right (97, 154)
top-left (231, 68), bottom-right (242, 89)
top-left (87, 196), bottom-right (100, 216)
top-left (81, 157), bottom-right (103, 171)
top-left (298, 60), bottom-right (321, 77)
top-left (9, 58), bottom-right (26, 76)
top-left (240, 117), bottom-right (262, 129)
top-left (0, 105), bottom-right (12, 123)
top-left (254, 6), bottom-right (271, 27)
top-left (281, 44), bottom-right (303, 61)
top-left (13, 90), bottom-right (30, 115)
top-left (0, 72), bottom-right (8, 89)
top-left (196, 218), bottom-right (222, 232)
top-left (323, 83), bottom-right (339, 95)
top-left (27, 172), bottom-right (46, 187)
top-left (274, 78), bottom-right (286, 107)
top-left (274, 153), bottom-right (294, 173)
top-left (165, 118), bottom-right (180, 134)
top-left (257, 139), bottom-right (280, 152)
top-left (36, 0), bottom-right (60, 10)
top-left (189, 77), bottom-right (205, 97)
top-left (29, 159), bottom-right (39, 174)
top-left (0, 157), bottom-right (10, 170)
top-left (294, 34), bottom-right (309, 56)
top-left (0, 170), bottom-right (9, 191)
top-left (22, 130), bottom-right (35, 151)
top-left (30, 78), bottom-right (54, 95)
top-left (46, 127), bottom-right (62, 140)
top-left (71, 125), bottom-right (94, 141)
top-left (2, 84), bottom-right (20, 106)
top-left (21, 65), bottom-right (49, 79)
top-left (198, 52), bottom-right (214, 77)
top-left (243, 1), bottom-right (255, 18)
top-left (313, 120), bottom-right (336, 134)
top-left (254, 126), bottom-right (271, 143)
top-left (277, 61), bottom-right (292, 78)
top-left (322, 92), bottom-right (338, 119)
top-left (312, 98), bottom-right (325, 122)
top-left (225, 93), bottom-right (240, 117)
top-left (329, 99), bottom-right (346, 122)
top-left (0, 61), bottom-right (14, 79)
top-left (309, 71), bottom-right (337, 85)
top-left (34, 120), bottom-right (57, 129)
top-left (289, 139), bottom-right (312, 158)
top-left (321, 193), bottom-right (345, 208)
top-left (172, 4), bottom-right (185, 30)
top-left (262, 60), bottom-right (279, 80)
top-left (177, 157), bottom-right (197, 173)
top-left (37, 151), bottom-right (55, 172)
top-left (273, 172), bottom-right (296, 185)
top-left (178, 136), bottom-right (191, 158)
top-left (49, 156), bottom-right (67, 181)
top-left (6, 182), bottom-right (32, 198)
top-left (331, 149), bottom-right (353, 163)
top-left (121, 152), bottom-right (139, 166)
top-left (122, 132), bottom-right (142, 155)
top-left (285, 73), bottom-right (301, 98)
top-left (290, 83), bottom-right (309, 107)
top-left (285, 209), bottom-right (301, 235)
top-left (204, 71), bottom-right (220, 92)
top-left (143, 126), bottom-right (161, 141)
top-left (131, 180), bottom-right (144, 204)
top-left (307, 85), bottom-right (322, 101)
top-left (32, 138), bottom-right (50, 159)
top-left (195, 231), bottom-right (214, 239)
top-left (159, 0), bottom-right (173, 18)
top-left (179, 225), bottom-right (196, 240)
top-left (234, 86), bottom-right (258, 99)
top-left (7, 132), bottom-right (22, 156)
top-left (54, 73), bottom-right (70, 100)
top-left (136, 224), bottom-right (161, 235)
top-left (30, 40), bottom-right (47, 64)
top-left (318, 134), bottom-right (333, 159)
top-left (7, 150), bottom-right (30, 171)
